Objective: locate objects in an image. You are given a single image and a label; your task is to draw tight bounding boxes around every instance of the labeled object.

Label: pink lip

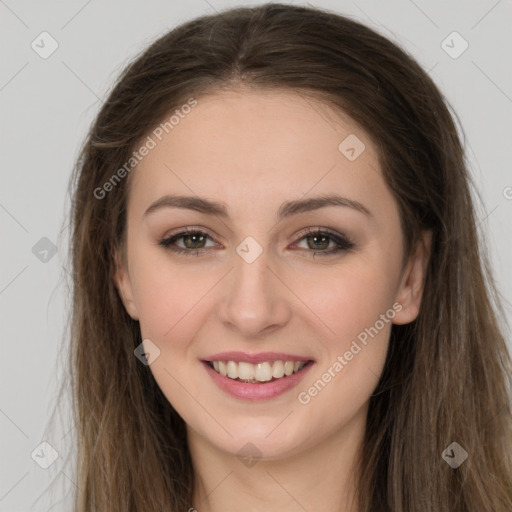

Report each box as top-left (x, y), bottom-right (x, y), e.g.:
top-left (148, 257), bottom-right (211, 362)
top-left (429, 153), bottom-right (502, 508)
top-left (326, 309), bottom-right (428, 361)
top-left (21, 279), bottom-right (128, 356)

top-left (201, 360), bottom-right (314, 401)
top-left (202, 351), bottom-right (313, 364)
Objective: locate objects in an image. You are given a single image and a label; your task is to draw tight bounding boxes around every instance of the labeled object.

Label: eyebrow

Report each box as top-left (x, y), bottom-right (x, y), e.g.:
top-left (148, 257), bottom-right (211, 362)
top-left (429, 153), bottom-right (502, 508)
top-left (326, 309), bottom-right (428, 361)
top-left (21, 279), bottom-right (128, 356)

top-left (144, 193), bottom-right (372, 220)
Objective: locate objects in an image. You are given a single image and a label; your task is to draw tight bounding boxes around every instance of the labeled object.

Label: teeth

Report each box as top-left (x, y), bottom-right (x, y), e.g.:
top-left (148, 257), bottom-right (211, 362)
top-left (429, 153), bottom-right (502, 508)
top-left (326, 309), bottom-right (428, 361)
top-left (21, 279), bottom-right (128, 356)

top-left (227, 361), bottom-right (238, 379)
top-left (238, 362), bottom-right (255, 380)
top-left (272, 360), bottom-right (285, 378)
top-left (254, 362), bottom-right (273, 382)
top-left (210, 359), bottom-right (308, 382)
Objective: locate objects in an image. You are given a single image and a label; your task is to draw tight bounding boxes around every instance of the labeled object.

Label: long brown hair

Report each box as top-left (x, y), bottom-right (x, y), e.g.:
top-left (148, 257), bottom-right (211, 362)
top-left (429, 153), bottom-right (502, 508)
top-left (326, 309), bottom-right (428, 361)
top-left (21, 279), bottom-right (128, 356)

top-left (64, 3), bottom-right (512, 510)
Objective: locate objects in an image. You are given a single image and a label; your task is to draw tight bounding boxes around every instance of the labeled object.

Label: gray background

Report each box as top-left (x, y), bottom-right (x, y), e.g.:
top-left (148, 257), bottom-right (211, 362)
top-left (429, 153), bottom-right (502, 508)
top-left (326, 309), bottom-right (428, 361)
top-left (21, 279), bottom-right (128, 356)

top-left (0, 0), bottom-right (511, 510)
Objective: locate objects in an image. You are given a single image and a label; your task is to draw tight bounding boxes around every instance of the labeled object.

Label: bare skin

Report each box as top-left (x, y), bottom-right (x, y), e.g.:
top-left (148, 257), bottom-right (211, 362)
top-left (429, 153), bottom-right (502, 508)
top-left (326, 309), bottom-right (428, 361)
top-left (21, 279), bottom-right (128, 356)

top-left (114, 88), bottom-right (431, 512)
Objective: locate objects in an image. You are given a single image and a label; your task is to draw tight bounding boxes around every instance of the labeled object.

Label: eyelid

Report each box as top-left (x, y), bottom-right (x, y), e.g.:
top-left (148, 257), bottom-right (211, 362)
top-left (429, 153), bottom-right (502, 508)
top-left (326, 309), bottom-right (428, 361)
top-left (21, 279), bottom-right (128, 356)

top-left (293, 226), bottom-right (347, 239)
top-left (161, 226), bottom-right (217, 242)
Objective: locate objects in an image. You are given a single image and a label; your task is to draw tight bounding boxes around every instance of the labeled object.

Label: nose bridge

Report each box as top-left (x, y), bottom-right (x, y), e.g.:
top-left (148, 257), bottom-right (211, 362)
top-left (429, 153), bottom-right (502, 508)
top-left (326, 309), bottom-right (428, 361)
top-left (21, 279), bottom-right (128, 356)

top-left (218, 237), bottom-right (290, 336)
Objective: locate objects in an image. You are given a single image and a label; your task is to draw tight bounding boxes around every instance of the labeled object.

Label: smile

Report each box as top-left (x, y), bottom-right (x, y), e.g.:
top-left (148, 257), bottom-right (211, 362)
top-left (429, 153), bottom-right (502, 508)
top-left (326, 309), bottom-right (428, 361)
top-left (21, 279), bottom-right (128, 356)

top-left (201, 351), bottom-right (315, 400)
top-left (207, 360), bottom-right (310, 383)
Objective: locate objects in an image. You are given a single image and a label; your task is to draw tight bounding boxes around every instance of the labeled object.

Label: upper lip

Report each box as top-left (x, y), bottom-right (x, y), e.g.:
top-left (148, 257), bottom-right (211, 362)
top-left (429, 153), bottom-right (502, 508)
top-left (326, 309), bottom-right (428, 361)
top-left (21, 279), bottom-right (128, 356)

top-left (202, 351), bottom-right (314, 364)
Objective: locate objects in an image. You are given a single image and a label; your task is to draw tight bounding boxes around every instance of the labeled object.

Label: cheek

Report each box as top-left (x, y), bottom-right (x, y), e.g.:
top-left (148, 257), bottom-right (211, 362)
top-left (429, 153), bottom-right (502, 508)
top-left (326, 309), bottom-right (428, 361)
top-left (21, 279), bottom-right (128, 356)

top-left (129, 257), bottom-right (216, 425)
top-left (290, 259), bottom-right (398, 405)
top-left (138, 280), bottom-right (212, 348)
top-left (293, 273), bottom-right (395, 441)
top-left (291, 257), bottom-right (401, 348)
top-left (128, 244), bottom-right (216, 342)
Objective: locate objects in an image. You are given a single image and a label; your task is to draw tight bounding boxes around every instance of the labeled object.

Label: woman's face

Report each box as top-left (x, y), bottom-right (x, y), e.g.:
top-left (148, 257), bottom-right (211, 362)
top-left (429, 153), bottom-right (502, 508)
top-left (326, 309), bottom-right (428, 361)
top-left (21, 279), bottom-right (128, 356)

top-left (114, 89), bottom-right (428, 460)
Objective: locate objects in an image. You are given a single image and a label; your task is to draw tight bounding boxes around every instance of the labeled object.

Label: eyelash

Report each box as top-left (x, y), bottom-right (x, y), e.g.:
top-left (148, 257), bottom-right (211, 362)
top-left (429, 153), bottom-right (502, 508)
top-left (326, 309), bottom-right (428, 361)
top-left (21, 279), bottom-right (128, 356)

top-left (158, 227), bottom-right (355, 258)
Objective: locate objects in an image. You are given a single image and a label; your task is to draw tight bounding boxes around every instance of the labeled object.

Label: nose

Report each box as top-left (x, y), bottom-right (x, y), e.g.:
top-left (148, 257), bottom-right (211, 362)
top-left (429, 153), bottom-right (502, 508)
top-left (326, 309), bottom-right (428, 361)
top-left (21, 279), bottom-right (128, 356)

top-left (216, 246), bottom-right (292, 338)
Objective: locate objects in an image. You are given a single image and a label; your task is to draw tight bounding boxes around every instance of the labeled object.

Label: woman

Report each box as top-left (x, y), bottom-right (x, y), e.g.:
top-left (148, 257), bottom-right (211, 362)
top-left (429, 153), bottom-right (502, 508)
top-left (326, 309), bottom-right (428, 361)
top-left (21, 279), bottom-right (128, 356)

top-left (66, 3), bottom-right (512, 511)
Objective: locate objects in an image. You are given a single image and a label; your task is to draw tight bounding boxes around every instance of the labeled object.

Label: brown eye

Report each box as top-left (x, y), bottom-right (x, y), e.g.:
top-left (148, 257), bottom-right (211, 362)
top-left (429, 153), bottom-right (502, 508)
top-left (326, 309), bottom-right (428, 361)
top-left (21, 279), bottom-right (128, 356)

top-left (305, 233), bottom-right (331, 250)
top-left (294, 229), bottom-right (355, 257)
top-left (181, 232), bottom-right (207, 249)
top-left (159, 229), bottom-right (216, 255)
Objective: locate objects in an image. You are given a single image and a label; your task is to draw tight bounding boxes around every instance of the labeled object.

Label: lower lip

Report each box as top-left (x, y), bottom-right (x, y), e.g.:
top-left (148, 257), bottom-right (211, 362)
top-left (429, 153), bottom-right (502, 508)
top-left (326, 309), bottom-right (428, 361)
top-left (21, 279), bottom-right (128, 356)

top-left (201, 361), bottom-right (314, 401)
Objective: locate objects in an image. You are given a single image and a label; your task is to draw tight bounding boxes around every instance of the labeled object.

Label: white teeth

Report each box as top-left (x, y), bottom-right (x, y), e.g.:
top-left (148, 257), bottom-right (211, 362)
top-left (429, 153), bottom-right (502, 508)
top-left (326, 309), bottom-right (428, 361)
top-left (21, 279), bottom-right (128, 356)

top-left (227, 361), bottom-right (237, 379)
top-left (272, 360), bottom-right (285, 378)
top-left (238, 361), bottom-right (255, 380)
top-left (254, 362), bottom-right (273, 382)
top-left (210, 359), bottom-right (308, 382)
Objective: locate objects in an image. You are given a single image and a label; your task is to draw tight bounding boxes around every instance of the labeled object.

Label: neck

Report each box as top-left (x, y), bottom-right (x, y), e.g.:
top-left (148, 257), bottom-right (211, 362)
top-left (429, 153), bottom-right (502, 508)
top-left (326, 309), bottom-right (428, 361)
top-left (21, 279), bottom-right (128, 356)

top-left (187, 404), bottom-right (367, 512)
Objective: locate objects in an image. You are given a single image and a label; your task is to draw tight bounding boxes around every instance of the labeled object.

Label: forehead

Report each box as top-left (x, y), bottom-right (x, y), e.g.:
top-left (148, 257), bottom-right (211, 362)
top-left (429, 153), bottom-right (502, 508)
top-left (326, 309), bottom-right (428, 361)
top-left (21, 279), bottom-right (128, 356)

top-left (127, 89), bottom-right (387, 216)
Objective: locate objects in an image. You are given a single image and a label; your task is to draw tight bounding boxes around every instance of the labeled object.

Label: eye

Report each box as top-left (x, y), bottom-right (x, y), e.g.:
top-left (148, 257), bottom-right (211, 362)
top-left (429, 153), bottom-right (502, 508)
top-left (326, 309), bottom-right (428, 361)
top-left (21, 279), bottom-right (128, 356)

top-left (292, 228), bottom-right (355, 257)
top-left (159, 227), bottom-right (355, 258)
top-left (159, 228), bottom-right (217, 256)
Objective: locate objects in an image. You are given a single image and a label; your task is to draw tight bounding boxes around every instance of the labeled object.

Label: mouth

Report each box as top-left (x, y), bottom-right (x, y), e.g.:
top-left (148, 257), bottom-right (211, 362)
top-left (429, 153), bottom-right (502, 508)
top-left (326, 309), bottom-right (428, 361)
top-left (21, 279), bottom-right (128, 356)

top-left (204, 359), bottom-right (314, 384)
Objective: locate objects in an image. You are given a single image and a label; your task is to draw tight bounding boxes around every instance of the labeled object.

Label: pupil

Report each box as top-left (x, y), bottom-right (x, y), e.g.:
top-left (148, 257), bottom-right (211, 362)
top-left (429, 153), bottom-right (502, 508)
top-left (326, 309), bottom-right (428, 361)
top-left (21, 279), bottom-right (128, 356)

top-left (308, 234), bottom-right (329, 250)
top-left (185, 234), bottom-right (205, 249)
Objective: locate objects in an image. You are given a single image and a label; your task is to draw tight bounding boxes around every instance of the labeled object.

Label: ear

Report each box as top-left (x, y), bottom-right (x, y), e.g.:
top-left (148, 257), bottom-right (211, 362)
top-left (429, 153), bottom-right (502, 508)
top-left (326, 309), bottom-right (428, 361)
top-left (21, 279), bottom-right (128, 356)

top-left (392, 230), bottom-right (432, 325)
top-left (111, 243), bottom-right (139, 321)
